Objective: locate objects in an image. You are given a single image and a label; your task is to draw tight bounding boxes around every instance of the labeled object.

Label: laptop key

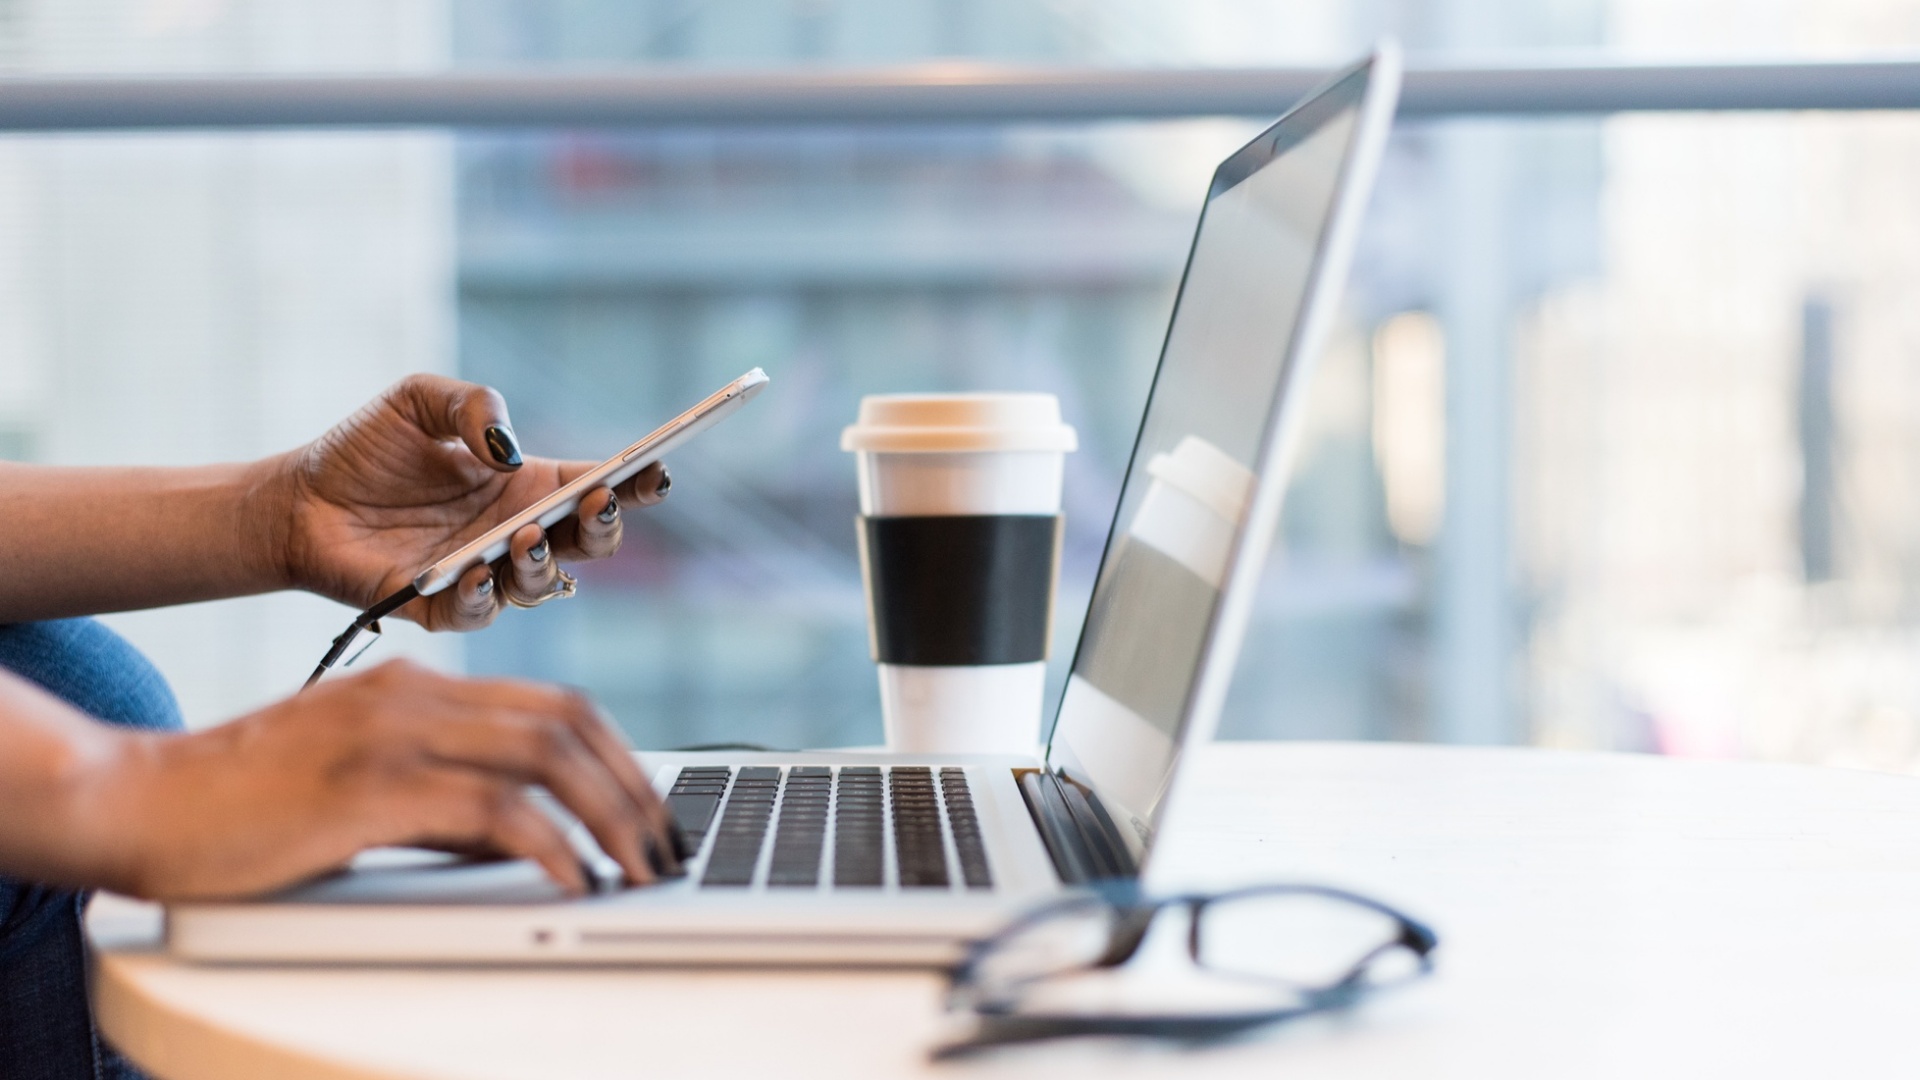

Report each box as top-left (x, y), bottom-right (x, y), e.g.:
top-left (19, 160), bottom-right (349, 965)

top-left (666, 793), bottom-right (721, 843)
top-left (941, 769), bottom-right (993, 889)
top-left (834, 770), bottom-right (885, 888)
top-left (702, 770), bottom-right (778, 888)
top-left (891, 767), bottom-right (948, 888)
top-left (668, 769), bottom-right (732, 852)
top-left (769, 772), bottom-right (827, 887)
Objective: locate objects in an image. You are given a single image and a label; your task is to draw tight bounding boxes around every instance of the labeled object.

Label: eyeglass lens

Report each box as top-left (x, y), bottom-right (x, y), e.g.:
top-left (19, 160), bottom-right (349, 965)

top-left (1193, 891), bottom-right (1421, 988)
top-left (964, 890), bottom-right (1425, 1014)
top-left (969, 899), bottom-right (1119, 992)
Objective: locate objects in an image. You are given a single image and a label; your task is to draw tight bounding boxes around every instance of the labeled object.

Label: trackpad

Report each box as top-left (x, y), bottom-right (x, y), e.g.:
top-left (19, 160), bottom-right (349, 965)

top-left (272, 849), bottom-right (570, 905)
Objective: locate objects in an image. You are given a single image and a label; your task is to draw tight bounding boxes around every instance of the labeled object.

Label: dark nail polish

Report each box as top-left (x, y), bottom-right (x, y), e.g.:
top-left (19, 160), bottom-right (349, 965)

top-left (484, 425), bottom-right (523, 468)
top-left (474, 576), bottom-right (493, 598)
top-left (655, 470), bottom-right (672, 496)
top-left (528, 537), bottom-right (549, 563)
top-left (597, 491), bottom-right (620, 524)
top-left (647, 833), bottom-right (686, 879)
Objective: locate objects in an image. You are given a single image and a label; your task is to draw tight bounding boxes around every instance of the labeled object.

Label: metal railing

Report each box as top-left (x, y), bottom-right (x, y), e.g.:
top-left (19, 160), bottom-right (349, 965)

top-left (0, 58), bottom-right (1917, 130)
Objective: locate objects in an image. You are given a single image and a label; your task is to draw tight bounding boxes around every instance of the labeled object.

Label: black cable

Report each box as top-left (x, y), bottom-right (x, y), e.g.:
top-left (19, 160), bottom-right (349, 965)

top-left (302, 583), bottom-right (420, 690)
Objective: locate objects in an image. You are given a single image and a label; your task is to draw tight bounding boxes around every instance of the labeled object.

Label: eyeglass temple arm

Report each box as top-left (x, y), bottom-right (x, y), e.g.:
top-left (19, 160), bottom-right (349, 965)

top-left (933, 1008), bottom-right (1302, 1061)
top-left (301, 582), bottom-right (420, 690)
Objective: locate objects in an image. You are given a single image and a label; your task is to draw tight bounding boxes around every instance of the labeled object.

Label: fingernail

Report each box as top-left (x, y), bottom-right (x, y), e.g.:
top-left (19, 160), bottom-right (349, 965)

top-left (484, 425), bottom-right (523, 468)
top-left (655, 470), bottom-right (672, 496)
top-left (474, 576), bottom-right (493, 598)
top-left (646, 834), bottom-right (685, 880)
top-left (529, 537), bottom-right (549, 563)
top-left (597, 491), bottom-right (620, 524)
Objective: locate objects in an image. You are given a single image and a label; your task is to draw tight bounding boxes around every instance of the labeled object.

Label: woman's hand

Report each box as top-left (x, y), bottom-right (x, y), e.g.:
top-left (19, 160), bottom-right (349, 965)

top-left (275, 374), bottom-right (671, 629)
top-left (41, 660), bottom-right (680, 900)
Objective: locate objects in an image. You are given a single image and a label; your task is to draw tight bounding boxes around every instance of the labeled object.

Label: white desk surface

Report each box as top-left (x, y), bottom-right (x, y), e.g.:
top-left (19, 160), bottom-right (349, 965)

top-left (90, 742), bottom-right (1920, 1079)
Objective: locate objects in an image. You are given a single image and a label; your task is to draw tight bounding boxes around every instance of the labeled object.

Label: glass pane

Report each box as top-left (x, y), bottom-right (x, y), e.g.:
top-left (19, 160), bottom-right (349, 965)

top-left (455, 121), bottom-right (1202, 748)
top-left (0, 4), bottom-right (455, 723)
top-left (3, 0), bottom-right (1918, 779)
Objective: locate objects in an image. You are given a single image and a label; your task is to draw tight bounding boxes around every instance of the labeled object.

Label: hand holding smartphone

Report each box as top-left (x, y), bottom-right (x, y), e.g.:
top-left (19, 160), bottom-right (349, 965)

top-left (412, 368), bottom-right (769, 597)
top-left (304, 368), bottom-right (770, 688)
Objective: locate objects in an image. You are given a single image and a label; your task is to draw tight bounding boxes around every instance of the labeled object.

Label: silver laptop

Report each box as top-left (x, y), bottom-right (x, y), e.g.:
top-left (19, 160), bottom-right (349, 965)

top-left (167, 47), bottom-right (1402, 966)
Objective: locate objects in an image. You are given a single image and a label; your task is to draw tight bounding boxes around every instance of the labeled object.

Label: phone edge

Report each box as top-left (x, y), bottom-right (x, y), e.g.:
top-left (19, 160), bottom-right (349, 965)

top-left (409, 368), bottom-right (768, 597)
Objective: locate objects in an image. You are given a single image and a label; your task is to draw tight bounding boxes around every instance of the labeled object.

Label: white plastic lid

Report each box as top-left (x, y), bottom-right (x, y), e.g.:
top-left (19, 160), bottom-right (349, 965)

top-left (841, 393), bottom-right (1078, 454)
top-left (1145, 435), bottom-right (1255, 525)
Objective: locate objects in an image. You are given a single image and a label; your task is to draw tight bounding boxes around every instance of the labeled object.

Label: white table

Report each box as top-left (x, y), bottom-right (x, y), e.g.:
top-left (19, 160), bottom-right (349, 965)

top-left (90, 742), bottom-right (1920, 1079)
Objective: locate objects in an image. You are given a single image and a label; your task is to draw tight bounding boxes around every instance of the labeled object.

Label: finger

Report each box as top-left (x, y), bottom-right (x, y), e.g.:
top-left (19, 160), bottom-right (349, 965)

top-left (615, 462), bottom-right (671, 509)
top-left (568, 486), bottom-right (623, 562)
top-left (399, 675), bottom-right (676, 879)
top-left (403, 566), bottom-right (501, 632)
top-left (480, 788), bottom-right (592, 896)
top-left (405, 698), bottom-right (656, 884)
top-left (392, 373), bottom-right (524, 473)
top-left (542, 463), bottom-right (665, 561)
top-left (395, 770), bottom-right (587, 896)
top-left (555, 459), bottom-right (669, 510)
top-left (558, 693), bottom-right (682, 872)
top-left (503, 523), bottom-right (559, 605)
top-left (430, 563), bottom-right (501, 632)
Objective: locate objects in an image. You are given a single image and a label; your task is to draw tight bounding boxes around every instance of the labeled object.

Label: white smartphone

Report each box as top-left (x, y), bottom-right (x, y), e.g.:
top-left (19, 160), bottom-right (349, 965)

top-left (410, 368), bottom-right (770, 598)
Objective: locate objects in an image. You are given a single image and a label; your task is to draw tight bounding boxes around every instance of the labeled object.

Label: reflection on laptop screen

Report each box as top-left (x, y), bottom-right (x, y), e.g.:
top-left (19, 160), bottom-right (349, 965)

top-left (1046, 70), bottom-right (1373, 855)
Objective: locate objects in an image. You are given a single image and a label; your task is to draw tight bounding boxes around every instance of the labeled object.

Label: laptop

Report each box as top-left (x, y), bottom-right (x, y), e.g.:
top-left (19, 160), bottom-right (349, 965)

top-left (167, 46), bottom-right (1402, 966)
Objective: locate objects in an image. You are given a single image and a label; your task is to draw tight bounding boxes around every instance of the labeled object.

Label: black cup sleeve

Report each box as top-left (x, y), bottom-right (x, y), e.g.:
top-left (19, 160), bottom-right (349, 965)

top-left (858, 514), bottom-right (1061, 666)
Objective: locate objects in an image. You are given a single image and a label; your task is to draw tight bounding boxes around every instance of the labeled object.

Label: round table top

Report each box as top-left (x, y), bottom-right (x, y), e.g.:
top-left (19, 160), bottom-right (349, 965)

top-left (91, 742), bottom-right (1920, 1079)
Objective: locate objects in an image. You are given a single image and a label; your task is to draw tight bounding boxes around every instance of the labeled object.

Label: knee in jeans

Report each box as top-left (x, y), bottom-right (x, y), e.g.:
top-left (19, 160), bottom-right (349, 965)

top-left (0, 619), bottom-right (182, 733)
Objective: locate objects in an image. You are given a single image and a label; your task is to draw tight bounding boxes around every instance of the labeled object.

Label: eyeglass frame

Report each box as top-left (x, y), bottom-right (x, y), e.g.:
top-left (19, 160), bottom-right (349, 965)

top-left (937, 879), bottom-right (1438, 1057)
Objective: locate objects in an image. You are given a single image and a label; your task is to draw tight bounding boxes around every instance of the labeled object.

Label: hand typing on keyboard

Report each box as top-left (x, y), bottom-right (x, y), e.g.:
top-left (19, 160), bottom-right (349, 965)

top-left (542, 797), bottom-right (688, 893)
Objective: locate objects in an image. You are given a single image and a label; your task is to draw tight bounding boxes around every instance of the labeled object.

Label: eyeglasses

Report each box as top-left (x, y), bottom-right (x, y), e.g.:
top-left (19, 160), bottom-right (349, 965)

top-left (936, 880), bottom-right (1437, 1059)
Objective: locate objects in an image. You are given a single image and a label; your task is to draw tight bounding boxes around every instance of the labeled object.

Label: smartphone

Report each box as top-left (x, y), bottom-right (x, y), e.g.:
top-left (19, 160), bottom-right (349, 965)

top-left (410, 368), bottom-right (770, 598)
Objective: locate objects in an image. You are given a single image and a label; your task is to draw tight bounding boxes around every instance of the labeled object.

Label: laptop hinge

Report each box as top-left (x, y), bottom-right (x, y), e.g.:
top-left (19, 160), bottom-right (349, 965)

top-left (1017, 770), bottom-right (1138, 885)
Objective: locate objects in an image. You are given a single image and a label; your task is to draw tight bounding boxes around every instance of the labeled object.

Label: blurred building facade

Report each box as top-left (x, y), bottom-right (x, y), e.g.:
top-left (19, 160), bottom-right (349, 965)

top-left (1518, 0), bottom-right (1920, 770)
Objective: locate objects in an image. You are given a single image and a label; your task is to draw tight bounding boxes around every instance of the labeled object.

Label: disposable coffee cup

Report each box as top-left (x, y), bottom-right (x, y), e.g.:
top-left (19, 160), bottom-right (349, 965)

top-left (842, 394), bottom-right (1077, 755)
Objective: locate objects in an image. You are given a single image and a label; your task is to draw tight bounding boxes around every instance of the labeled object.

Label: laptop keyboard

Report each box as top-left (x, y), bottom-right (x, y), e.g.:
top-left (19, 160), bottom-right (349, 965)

top-left (666, 765), bottom-right (992, 891)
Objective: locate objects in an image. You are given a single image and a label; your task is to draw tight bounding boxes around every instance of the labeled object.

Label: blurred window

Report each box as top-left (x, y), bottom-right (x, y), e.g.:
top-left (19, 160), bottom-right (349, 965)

top-left (4, 1), bottom-right (1920, 774)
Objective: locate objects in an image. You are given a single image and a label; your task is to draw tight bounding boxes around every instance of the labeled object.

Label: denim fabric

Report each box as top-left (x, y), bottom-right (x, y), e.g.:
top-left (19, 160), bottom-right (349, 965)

top-left (0, 619), bottom-right (180, 1080)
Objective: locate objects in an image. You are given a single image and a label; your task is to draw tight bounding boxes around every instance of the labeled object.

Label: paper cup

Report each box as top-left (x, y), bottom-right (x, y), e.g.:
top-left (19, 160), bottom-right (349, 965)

top-left (843, 394), bottom-right (1077, 755)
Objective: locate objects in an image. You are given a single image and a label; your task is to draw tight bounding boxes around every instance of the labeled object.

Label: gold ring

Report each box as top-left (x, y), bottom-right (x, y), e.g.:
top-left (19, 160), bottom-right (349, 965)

top-left (504, 567), bottom-right (578, 609)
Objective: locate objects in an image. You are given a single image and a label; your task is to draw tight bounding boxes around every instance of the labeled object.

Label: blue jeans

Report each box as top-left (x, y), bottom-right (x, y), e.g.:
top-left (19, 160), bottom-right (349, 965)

top-left (0, 619), bottom-right (179, 1080)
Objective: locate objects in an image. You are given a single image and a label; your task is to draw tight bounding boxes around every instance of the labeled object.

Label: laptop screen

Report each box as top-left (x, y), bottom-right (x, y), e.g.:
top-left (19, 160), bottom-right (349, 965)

top-left (1045, 61), bottom-right (1385, 858)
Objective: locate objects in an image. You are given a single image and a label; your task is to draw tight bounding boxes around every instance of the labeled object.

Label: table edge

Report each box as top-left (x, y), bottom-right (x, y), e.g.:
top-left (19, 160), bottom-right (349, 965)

top-left (96, 951), bottom-right (421, 1080)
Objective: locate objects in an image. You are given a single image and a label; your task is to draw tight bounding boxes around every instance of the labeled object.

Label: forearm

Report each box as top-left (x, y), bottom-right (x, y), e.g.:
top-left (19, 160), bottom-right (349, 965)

top-left (0, 457), bottom-right (294, 621)
top-left (0, 673), bottom-right (144, 892)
